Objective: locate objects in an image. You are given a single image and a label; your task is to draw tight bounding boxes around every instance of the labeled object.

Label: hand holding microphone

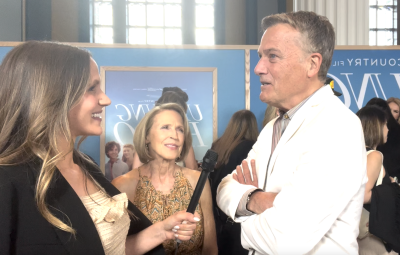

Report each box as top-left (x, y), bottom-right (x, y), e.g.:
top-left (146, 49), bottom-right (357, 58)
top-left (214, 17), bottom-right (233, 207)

top-left (186, 149), bottom-right (218, 213)
top-left (175, 149), bottom-right (218, 251)
top-left (162, 210), bottom-right (200, 241)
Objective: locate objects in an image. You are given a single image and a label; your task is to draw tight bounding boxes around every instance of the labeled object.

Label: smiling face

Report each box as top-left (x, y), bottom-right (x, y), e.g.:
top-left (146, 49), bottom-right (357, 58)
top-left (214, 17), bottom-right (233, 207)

top-left (146, 110), bottom-right (185, 161)
top-left (123, 147), bottom-right (134, 160)
top-left (68, 58), bottom-right (111, 138)
top-left (107, 145), bottom-right (119, 161)
top-left (255, 24), bottom-right (316, 111)
top-left (389, 102), bottom-right (400, 120)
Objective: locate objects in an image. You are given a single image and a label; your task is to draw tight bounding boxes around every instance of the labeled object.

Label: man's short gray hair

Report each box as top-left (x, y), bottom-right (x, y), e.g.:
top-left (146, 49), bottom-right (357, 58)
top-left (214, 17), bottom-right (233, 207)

top-left (262, 11), bottom-right (335, 82)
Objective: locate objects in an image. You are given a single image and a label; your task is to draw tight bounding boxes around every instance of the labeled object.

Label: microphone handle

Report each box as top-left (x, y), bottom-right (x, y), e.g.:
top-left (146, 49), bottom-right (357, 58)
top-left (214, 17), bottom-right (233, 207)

top-left (187, 170), bottom-right (209, 213)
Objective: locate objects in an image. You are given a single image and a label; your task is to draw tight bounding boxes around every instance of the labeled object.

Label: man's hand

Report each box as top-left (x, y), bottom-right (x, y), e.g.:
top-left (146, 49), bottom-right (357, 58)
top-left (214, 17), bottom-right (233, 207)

top-left (233, 159), bottom-right (278, 214)
top-left (247, 191), bottom-right (278, 214)
top-left (233, 159), bottom-right (258, 188)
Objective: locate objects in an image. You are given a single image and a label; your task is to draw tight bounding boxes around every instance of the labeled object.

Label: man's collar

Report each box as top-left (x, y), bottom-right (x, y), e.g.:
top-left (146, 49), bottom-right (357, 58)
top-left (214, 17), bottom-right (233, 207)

top-left (278, 86), bottom-right (325, 120)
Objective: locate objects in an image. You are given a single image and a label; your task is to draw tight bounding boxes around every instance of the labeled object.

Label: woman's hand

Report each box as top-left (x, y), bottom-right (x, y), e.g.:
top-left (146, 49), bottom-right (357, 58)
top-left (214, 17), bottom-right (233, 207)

top-left (162, 210), bottom-right (200, 242)
top-left (126, 210), bottom-right (200, 254)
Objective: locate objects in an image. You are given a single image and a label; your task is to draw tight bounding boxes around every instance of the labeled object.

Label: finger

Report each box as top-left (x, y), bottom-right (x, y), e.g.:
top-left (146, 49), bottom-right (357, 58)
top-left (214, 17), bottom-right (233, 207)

top-left (250, 159), bottom-right (258, 186)
top-left (233, 173), bottom-right (238, 181)
top-left (174, 211), bottom-right (201, 224)
top-left (176, 226), bottom-right (195, 232)
top-left (172, 228), bottom-right (195, 237)
top-left (242, 160), bottom-right (252, 185)
top-left (175, 229), bottom-right (195, 236)
top-left (173, 223), bottom-right (197, 232)
top-left (174, 233), bottom-right (192, 242)
top-left (236, 165), bottom-right (245, 184)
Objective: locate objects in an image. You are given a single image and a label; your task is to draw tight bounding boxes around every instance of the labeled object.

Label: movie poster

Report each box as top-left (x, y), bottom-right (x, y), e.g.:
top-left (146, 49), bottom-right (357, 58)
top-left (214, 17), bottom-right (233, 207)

top-left (100, 67), bottom-right (217, 174)
top-left (327, 50), bottom-right (400, 113)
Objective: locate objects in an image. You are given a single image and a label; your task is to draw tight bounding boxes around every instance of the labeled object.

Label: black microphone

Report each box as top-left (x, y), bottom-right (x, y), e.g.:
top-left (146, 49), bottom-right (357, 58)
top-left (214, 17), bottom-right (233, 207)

top-left (175, 149), bottom-right (218, 253)
top-left (186, 149), bottom-right (218, 213)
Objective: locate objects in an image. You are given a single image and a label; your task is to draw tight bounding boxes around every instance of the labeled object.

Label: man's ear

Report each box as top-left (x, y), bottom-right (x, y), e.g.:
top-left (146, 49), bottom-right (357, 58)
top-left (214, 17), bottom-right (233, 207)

top-left (307, 53), bottom-right (322, 79)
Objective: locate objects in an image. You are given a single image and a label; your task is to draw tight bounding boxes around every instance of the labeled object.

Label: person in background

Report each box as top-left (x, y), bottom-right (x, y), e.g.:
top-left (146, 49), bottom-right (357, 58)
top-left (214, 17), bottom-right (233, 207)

top-left (387, 97), bottom-right (400, 123)
top-left (366, 98), bottom-right (400, 181)
top-left (356, 105), bottom-right (396, 255)
top-left (122, 144), bottom-right (136, 171)
top-left (210, 110), bottom-right (259, 255)
top-left (132, 87), bottom-right (198, 170)
top-left (105, 141), bottom-right (129, 181)
top-left (0, 41), bottom-right (198, 255)
top-left (112, 103), bottom-right (217, 255)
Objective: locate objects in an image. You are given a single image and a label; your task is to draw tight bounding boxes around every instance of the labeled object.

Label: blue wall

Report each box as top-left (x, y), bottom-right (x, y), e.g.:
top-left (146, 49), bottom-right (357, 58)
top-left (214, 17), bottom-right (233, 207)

top-left (3, 45), bottom-right (400, 163)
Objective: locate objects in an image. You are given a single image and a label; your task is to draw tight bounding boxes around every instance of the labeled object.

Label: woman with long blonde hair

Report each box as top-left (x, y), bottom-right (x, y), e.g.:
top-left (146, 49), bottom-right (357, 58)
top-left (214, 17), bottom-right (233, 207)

top-left (0, 41), bottom-right (198, 255)
top-left (209, 109), bottom-right (259, 255)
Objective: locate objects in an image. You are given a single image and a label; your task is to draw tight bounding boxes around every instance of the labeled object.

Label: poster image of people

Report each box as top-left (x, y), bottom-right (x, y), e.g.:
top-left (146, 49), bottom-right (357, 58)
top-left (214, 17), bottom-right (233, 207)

top-left (99, 67), bottom-right (217, 174)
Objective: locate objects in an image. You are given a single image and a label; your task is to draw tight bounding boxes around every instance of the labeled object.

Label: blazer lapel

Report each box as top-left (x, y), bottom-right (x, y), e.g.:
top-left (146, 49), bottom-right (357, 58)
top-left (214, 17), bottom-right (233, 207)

top-left (267, 86), bottom-right (332, 177)
top-left (267, 109), bottom-right (308, 175)
top-left (258, 120), bottom-right (274, 189)
top-left (28, 156), bottom-right (165, 255)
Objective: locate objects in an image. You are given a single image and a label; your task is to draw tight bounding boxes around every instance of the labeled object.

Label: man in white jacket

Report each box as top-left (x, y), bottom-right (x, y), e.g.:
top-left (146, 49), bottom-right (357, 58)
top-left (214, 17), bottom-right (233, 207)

top-left (216, 11), bottom-right (367, 255)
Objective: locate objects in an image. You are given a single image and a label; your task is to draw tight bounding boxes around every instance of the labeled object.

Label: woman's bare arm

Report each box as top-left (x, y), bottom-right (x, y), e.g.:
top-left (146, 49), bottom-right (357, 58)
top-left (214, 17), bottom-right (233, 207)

top-left (111, 170), bottom-right (139, 202)
top-left (364, 151), bottom-right (384, 204)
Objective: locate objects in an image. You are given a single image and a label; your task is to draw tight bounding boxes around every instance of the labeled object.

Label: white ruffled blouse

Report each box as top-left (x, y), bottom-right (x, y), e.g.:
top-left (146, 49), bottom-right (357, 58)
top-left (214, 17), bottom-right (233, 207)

top-left (80, 190), bottom-right (130, 255)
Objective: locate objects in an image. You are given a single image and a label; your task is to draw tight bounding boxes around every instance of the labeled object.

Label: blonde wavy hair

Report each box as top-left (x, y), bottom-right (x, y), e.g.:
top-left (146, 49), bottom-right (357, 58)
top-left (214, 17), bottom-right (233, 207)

top-left (0, 41), bottom-right (101, 235)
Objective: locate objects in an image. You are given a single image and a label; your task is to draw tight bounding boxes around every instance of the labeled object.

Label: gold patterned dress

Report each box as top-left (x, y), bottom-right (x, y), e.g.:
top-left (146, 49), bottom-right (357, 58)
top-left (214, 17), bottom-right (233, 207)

top-left (133, 168), bottom-right (204, 255)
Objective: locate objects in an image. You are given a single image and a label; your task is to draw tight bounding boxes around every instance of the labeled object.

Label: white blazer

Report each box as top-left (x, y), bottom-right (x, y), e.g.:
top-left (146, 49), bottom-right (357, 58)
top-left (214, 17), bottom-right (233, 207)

top-left (217, 86), bottom-right (367, 255)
